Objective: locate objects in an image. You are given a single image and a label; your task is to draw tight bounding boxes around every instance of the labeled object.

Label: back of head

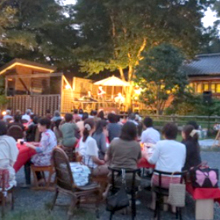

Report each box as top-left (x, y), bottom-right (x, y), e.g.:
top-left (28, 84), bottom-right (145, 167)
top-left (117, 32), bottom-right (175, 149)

top-left (83, 118), bottom-right (95, 142)
top-left (129, 113), bottom-right (136, 120)
top-left (187, 121), bottom-right (199, 130)
top-left (39, 117), bottom-right (51, 129)
top-left (65, 113), bottom-right (73, 122)
top-left (74, 109), bottom-right (78, 114)
top-left (162, 123), bottom-right (178, 140)
top-left (143, 117), bottom-right (153, 128)
top-left (95, 120), bottom-right (107, 134)
top-left (120, 121), bottom-right (137, 141)
top-left (79, 109), bottom-right (83, 114)
top-left (6, 110), bottom-right (11, 115)
top-left (54, 110), bottom-right (60, 117)
top-left (108, 113), bottom-right (116, 123)
top-left (33, 116), bottom-right (39, 124)
top-left (183, 125), bottom-right (199, 143)
top-left (82, 112), bottom-right (89, 121)
top-left (46, 109), bottom-right (51, 114)
top-left (14, 114), bottom-right (21, 123)
top-left (97, 110), bottom-right (104, 119)
top-left (0, 120), bottom-right (7, 135)
top-left (26, 109), bottom-right (32, 115)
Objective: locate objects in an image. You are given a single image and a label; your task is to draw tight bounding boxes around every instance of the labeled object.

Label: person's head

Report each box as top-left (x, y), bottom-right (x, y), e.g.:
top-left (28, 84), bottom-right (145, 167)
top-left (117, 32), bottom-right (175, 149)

top-left (79, 109), bottom-right (83, 114)
top-left (14, 114), bottom-right (21, 123)
top-left (15, 110), bottom-right (21, 115)
top-left (0, 121), bottom-right (7, 135)
top-left (143, 117), bottom-right (153, 128)
top-left (55, 119), bottom-right (62, 129)
top-left (108, 113), bottom-right (116, 123)
top-left (46, 109), bottom-right (51, 114)
top-left (38, 118), bottom-right (51, 132)
top-left (82, 112), bottom-right (89, 121)
top-left (83, 118), bottom-right (95, 142)
top-left (182, 125), bottom-right (199, 142)
top-left (54, 110), bottom-right (60, 117)
top-left (26, 109), bottom-right (32, 115)
top-left (187, 121), bottom-right (199, 130)
top-left (6, 110), bottom-right (11, 115)
top-left (128, 113), bottom-right (136, 120)
top-left (94, 120), bottom-right (108, 134)
top-left (65, 113), bottom-right (73, 122)
top-left (120, 122), bottom-right (137, 141)
top-left (162, 123), bottom-right (178, 140)
top-left (33, 116), bottom-right (39, 124)
top-left (90, 110), bottom-right (97, 116)
top-left (97, 110), bottom-right (104, 120)
top-left (74, 109), bottom-right (78, 114)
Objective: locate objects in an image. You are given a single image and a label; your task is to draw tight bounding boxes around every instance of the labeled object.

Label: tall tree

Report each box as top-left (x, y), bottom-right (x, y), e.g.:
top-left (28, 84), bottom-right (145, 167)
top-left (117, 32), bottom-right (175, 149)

top-left (0, 0), bottom-right (77, 68)
top-left (73, 0), bottom-right (214, 106)
top-left (135, 44), bottom-right (186, 115)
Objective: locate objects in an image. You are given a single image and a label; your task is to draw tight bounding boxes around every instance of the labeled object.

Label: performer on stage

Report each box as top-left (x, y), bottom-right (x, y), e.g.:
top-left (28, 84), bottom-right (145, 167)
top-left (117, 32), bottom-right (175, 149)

top-left (114, 92), bottom-right (125, 105)
top-left (97, 86), bottom-right (106, 101)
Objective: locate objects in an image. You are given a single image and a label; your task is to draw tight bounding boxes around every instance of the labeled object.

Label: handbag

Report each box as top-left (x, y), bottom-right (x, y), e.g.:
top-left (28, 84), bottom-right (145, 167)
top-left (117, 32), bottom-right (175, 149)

top-left (106, 169), bottom-right (130, 212)
top-left (190, 167), bottom-right (219, 188)
top-left (167, 173), bottom-right (186, 207)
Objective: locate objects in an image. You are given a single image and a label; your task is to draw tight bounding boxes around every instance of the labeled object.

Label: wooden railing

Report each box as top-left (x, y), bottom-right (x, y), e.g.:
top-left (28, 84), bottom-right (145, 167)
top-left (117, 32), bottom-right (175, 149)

top-left (7, 95), bottom-right (61, 116)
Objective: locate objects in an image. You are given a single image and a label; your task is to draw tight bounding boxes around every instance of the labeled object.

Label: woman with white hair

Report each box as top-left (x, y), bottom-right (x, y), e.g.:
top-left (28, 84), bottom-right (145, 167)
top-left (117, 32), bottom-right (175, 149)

top-left (51, 110), bottom-right (62, 122)
top-left (3, 110), bottom-right (13, 123)
top-left (22, 109), bottom-right (32, 122)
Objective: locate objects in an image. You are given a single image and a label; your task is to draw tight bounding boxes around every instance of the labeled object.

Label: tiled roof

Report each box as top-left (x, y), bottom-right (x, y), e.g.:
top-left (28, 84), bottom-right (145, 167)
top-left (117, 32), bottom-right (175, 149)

top-left (182, 53), bottom-right (220, 76)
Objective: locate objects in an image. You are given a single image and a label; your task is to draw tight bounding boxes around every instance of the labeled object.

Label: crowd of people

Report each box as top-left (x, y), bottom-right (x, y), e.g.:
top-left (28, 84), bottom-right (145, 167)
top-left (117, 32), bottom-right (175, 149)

top-left (0, 107), bottom-right (202, 212)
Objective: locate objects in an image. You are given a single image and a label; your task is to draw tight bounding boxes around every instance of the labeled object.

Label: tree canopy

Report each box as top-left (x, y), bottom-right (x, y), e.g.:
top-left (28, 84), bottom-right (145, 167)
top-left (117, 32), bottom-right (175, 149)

top-left (135, 43), bottom-right (186, 114)
top-left (0, 0), bottom-right (77, 68)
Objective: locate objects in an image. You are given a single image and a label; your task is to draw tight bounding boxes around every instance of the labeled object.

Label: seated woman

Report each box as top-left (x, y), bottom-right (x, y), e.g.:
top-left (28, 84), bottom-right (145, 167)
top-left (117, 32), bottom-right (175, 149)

top-left (182, 125), bottom-right (201, 171)
top-left (78, 118), bottom-right (108, 176)
top-left (92, 120), bottom-right (108, 160)
top-left (25, 118), bottom-right (57, 184)
top-left (105, 121), bottom-right (141, 188)
top-left (26, 116), bottom-right (39, 142)
top-left (0, 121), bottom-right (19, 187)
top-left (145, 123), bottom-right (186, 210)
top-left (60, 113), bottom-right (79, 147)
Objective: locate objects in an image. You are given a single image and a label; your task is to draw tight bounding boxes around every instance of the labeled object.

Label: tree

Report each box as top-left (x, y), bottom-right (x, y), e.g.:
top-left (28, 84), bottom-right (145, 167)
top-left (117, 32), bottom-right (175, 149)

top-left (73, 0), bottom-right (214, 106)
top-left (0, 0), bottom-right (77, 68)
top-left (135, 44), bottom-right (186, 115)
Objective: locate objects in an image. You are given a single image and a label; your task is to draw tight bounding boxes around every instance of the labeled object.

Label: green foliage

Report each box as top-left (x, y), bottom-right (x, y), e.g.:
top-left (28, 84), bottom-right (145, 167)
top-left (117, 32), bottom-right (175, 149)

top-left (74, 0), bottom-right (213, 80)
top-left (135, 44), bottom-right (186, 114)
top-left (0, 0), bottom-right (77, 68)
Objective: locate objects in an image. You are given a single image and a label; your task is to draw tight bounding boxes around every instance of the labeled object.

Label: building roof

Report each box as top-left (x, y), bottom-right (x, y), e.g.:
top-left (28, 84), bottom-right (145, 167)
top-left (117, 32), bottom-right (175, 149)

top-left (0, 58), bottom-right (57, 75)
top-left (182, 53), bottom-right (220, 76)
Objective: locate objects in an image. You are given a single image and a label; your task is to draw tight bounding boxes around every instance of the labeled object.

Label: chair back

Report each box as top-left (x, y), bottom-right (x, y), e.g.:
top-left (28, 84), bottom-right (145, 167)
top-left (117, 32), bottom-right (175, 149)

top-left (153, 169), bottom-right (186, 192)
top-left (52, 147), bottom-right (74, 191)
top-left (7, 125), bottom-right (23, 141)
top-left (108, 167), bottom-right (140, 192)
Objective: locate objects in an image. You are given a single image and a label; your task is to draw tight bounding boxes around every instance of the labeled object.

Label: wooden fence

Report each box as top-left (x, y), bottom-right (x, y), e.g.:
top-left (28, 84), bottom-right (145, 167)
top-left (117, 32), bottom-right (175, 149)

top-left (7, 95), bottom-right (61, 116)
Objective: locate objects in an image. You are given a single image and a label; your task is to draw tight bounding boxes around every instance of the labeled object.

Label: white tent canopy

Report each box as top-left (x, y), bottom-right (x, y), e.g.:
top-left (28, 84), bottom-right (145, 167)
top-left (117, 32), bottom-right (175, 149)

top-left (94, 75), bottom-right (130, 86)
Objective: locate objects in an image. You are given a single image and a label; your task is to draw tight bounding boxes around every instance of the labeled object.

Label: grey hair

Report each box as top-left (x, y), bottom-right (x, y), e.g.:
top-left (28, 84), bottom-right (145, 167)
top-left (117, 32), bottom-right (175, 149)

top-left (26, 109), bottom-right (32, 115)
top-left (54, 110), bottom-right (60, 117)
top-left (6, 110), bottom-right (11, 115)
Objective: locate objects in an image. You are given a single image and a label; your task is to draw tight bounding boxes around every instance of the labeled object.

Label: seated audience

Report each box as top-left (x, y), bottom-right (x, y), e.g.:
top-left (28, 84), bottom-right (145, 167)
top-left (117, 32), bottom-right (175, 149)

top-left (79, 109), bottom-right (84, 118)
top-left (93, 120), bottom-right (108, 160)
top-left (51, 110), bottom-right (62, 122)
top-left (107, 113), bottom-right (122, 142)
top-left (45, 109), bottom-right (52, 120)
top-left (3, 110), bottom-right (13, 123)
top-left (73, 109), bottom-right (81, 122)
top-left (146, 123), bottom-right (186, 188)
top-left (78, 118), bottom-right (108, 176)
top-left (76, 112), bottom-right (89, 137)
top-left (127, 113), bottom-right (138, 126)
top-left (26, 116), bottom-right (39, 142)
top-left (26, 118), bottom-right (57, 183)
top-left (97, 110), bottom-right (105, 120)
top-left (182, 125), bottom-right (201, 171)
top-left (22, 109), bottom-right (32, 122)
top-left (106, 121), bottom-right (141, 170)
top-left (60, 113), bottom-right (79, 147)
top-left (0, 121), bottom-right (19, 187)
top-left (53, 119), bottom-right (62, 145)
top-left (141, 117), bottom-right (160, 144)
top-left (7, 114), bottom-right (25, 141)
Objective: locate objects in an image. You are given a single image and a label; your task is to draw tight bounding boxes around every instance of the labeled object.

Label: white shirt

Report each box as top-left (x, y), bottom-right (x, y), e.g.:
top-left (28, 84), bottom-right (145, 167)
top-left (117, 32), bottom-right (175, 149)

top-left (148, 140), bottom-right (186, 173)
top-left (141, 127), bottom-right (160, 144)
top-left (3, 115), bottom-right (13, 122)
top-left (78, 136), bottom-right (99, 169)
top-left (22, 114), bottom-right (31, 122)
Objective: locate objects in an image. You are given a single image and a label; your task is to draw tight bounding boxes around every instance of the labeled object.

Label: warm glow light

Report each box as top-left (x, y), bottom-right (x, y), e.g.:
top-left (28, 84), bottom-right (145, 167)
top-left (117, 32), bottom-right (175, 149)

top-left (7, 78), bottom-right (13, 81)
top-left (0, 63), bottom-right (54, 75)
top-left (65, 84), bottom-right (71, 89)
top-left (2, 111), bottom-right (6, 116)
top-left (134, 88), bottom-right (142, 95)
